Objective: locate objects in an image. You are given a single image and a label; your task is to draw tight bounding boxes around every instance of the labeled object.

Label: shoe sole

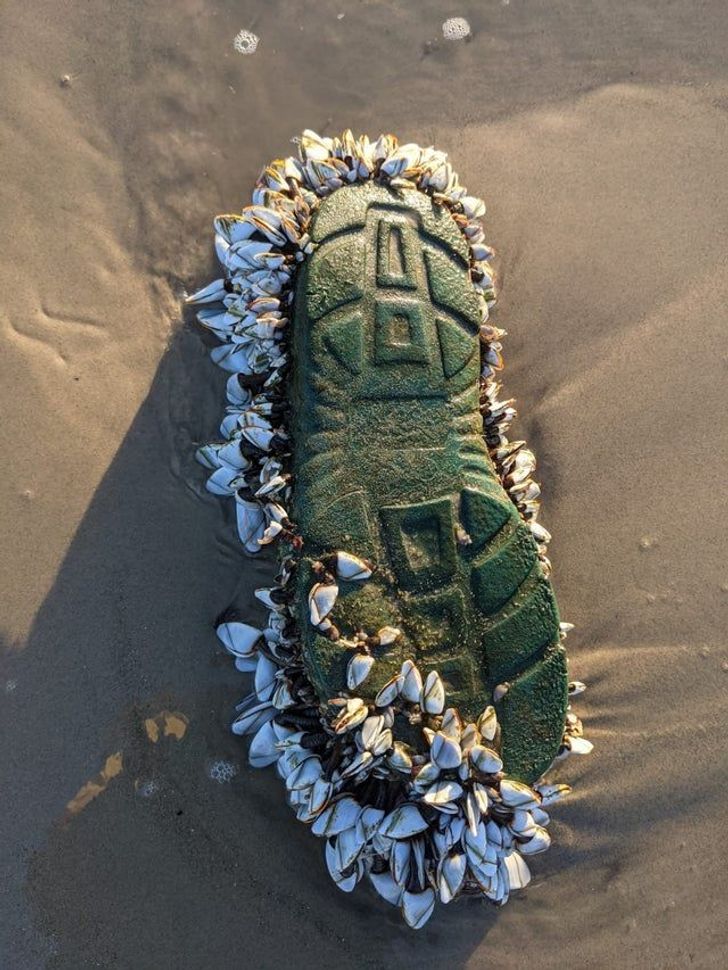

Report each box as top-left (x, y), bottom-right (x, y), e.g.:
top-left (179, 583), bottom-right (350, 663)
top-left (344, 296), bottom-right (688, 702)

top-left (291, 181), bottom-right (567, 784)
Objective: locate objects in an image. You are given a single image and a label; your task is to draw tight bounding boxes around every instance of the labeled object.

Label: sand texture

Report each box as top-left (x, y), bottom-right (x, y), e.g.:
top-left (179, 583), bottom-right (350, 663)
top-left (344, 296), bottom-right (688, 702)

top-left (1, 1), bottom-right (727, 967)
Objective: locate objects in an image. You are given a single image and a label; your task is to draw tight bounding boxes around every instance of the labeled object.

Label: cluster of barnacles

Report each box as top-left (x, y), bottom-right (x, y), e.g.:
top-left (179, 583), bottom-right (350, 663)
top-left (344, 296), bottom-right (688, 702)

top-left (217, 582), bottom-right (588, 927)
top-left (188, 130), bottom-right (590, 927)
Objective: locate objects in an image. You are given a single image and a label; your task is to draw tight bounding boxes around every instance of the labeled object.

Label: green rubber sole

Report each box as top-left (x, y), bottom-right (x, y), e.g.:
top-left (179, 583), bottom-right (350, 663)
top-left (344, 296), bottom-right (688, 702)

top-left (289, 181), bottom-right (567, 784)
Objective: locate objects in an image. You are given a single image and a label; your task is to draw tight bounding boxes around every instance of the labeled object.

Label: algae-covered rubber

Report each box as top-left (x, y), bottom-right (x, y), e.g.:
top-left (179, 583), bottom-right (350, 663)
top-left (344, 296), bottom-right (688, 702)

top-left (291, 182), bottom-right (567, 784)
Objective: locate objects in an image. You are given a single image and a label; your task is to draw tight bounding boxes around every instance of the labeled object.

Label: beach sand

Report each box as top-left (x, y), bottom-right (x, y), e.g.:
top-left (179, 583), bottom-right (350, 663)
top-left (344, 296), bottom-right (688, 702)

top-left (1, 1), bottom-right (727, 967)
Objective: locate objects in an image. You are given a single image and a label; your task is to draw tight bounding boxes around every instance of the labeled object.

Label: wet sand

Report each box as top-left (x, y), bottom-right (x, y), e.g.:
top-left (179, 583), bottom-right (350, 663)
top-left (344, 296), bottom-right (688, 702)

top-left (1, 1), bottom-right (727, 967)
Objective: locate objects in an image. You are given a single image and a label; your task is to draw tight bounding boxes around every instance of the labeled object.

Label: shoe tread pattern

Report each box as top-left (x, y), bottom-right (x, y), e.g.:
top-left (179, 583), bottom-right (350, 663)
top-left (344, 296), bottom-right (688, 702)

top-left (290, 182), bottom-right (566, 783)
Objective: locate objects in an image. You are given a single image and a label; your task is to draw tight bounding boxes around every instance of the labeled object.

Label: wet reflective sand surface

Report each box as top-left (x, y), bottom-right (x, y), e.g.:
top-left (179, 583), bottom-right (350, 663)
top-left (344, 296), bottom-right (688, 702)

top-left (1, 2), bottom-right (727, 966)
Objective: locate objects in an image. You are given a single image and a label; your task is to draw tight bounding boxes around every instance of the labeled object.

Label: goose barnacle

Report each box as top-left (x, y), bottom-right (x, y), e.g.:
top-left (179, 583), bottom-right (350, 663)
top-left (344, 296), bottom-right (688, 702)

top-left (470, 744), bottom-right (503, 776)
top-left (311, 796), bottom-right (362, 838)
top-left (216, 620), bottom-right (262, 658)
top-left (331, 697), bottom-right (368, 734)
top-left (346, 652), bottom-right (375, 691)
top-left (430, 731), bottom-right (462, 770)
top-left (334, 551), bottom-right (373, 581)
top-left (374, 673), bottom-right (403, 708)
top-left (400, 659), bottom-right (423, 703)
top-left (401, 888), bottom-right (436, 930)
top-left (499, 779), bottom-right (541, 811)
top-left (379, 803), bottom-right (429, 840)
top-left (421, 670), bottom-right (445, 715)
top-left (308, 582), bottom-right (339, 627)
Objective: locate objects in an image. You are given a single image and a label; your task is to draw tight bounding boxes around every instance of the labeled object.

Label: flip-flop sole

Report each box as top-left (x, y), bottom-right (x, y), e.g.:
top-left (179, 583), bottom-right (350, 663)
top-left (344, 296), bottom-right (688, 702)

top-left (189, 130), bottom-right (589, 926)
top-left (291, 181), bottom-right (567, 784)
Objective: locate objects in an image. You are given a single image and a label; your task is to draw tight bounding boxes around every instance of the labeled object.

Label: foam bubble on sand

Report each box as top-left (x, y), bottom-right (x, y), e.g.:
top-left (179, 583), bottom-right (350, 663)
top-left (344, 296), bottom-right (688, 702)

top-left (442, 17), bottom-right (471, 41)
top-left (233, 30), bottom-right (259, 55)
top-left (135, 779), bottom-right (160, 798)
top-left (207, 759), bottom-right (238, 784)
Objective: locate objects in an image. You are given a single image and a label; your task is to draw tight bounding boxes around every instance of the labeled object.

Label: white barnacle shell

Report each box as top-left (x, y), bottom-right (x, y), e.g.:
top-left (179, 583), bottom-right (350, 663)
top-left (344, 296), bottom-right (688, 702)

top-left (461, 195), bottom-right (486, 219)
top-left (359, 806), bottom-right (385, 840)
top-left (311, 796), bottom-right (361, 838)
top-left (502, 851), bottom-right (531, 891)
top-left (359, 714), bottom-right (385, 752)
top-left (476, 705), bottom-right (498, 742)
top-left (446, 815), bottom-right (466, 847)
top-left (286, 755), bottom-right (323, 791)
top-left (430, 732), bottom-right (462, 770)
top-left (254, 653), bottom-right (278, 702)
top-left (464, 789), bottom-right (481, 835)
top-left (566, 736), bottom-right (594, 756)
top-left (529, 520), bottom-right (552, 546)
top-left (485, 819), bottom-right (504, 850)
top-left (346, 652), bottom-right (375, 690)
top-left (532, 807), bottom-right (551, 827)
top-left (210, 342), bottom-right (253, 374)
top-left (493, 683), bottom-right (509, 703)
top-left (421, 670), bottom-right (445, 714)
top-left (332, 698), bottom-right (368, 734)
top-left (464, 820), bottom-right (489, 868)
top-left (195, 441), bottom-right (228, 470)
top-left (231, 700), bottom-right (275, 737)
top-left (377, 626), bottom-right (401, 646)
top-left (359, 715), bottom-right (392, 757)
top-left (412, 761), bottom-right (440, 792)
top-left (370, 727), bottom-right (392, 757)
top-left (387, 741), bottom-right (414, 773)
top-left (422, 779), bottom-right (463, 807)
top-left (277, 743), bottom-right (308, 779)
top-left (339, 750), bottom-right (374, 780)
top-left (440, 708), bottom-right (463, 741)
top-left (308, 777), bottom-right (333, 816)
top-left (390, 838), bottom-right (412, 886)
top-left (369, 870), bottom-right (402, 906)
top-left (459, 722), bottom-right (480, 753)
top-left (411, 837), bottom-right (427, 887)
top-left (469, 745), bottom-right (503, 775)
top-left (518, 825), bottom-right (551, 856)
top-left (509, 810), bottom-right (536, 839)
top-left (324, 841), bottom-right (359, 893)
top-left (248, 719), bottom-right (279, 768)
top-left (240, 424), bottom-right (274, 452)
top-left (499, 779), bottom-right (540, 810)
top-left (272, 679), bottom-right (295, 711)
top-left (437, 851), bottom-right (467, 905)
top-left (253, 587), bottom-right (281, 611)
top-left (308, 582), bottom-right (339, 626)
top-left (379, 803), bottom-right (429, 839)
top-left (400, 659), bottom-right (423, 703)
top-left (472, 782), bottom-right (490, 816)
top-left (535, 783), bottom-right (571, 806)
top-left (235, 498), bottom-right (266, 552)
top-left (185, 277), bottom-right (228, 305)
top-left (401, 888), bottom-right (435, 930)
top-left (258, 518), bottom-right (284, 546)
top-left (335, 551), bottom-right (373, 582)
top-left (335, 822), bottom-right (366, 870)
top-left (205, 464), bottom-right (246, 496)
top-left (374, 673), bottom-right (403, 707)
top-left (300, 129), bottom-right (335, 161)
top-left (568, 680), bottom-right (587, 696)
top-left (216, 620), bottom-right (262, 658)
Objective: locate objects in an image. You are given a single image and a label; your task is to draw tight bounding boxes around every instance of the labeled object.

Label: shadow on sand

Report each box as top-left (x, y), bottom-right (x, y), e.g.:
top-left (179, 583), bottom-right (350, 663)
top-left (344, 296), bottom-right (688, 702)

top-left (1, 321), bottom-right (508, 969)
